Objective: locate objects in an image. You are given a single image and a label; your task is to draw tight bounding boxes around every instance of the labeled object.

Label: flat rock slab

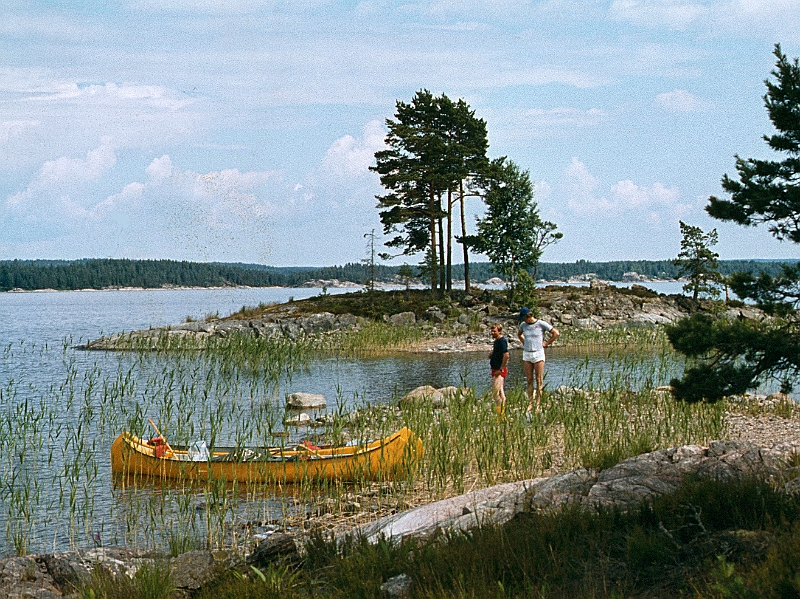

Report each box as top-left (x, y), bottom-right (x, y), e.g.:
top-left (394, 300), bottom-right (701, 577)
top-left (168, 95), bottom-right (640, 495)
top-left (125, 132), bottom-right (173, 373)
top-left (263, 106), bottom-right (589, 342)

top-left (347, 440), bottom-right (800, 545)
top-left (346, 479), bottom-right (543, 545)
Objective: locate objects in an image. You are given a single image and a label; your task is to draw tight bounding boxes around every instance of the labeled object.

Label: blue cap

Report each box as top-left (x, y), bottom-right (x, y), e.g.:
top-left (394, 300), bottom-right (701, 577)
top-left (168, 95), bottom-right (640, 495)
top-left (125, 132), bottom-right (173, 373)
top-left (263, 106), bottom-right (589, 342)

top-left (518, 307), bottom-right (531, 319)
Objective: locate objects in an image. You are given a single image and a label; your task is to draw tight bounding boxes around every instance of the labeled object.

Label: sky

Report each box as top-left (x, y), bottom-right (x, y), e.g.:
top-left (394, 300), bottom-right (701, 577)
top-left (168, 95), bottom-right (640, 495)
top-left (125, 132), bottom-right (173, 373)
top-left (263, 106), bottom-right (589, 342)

top-left (2, 1), bottom-right (800, 267)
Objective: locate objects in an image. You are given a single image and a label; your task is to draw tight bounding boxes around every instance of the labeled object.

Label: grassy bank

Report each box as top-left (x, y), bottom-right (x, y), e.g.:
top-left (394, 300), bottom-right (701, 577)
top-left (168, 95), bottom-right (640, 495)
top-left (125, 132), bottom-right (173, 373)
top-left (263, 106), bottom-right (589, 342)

top-left (1, 319), bottom-right (726, 555)
top-left (79, 475), bottom-right (800, 598)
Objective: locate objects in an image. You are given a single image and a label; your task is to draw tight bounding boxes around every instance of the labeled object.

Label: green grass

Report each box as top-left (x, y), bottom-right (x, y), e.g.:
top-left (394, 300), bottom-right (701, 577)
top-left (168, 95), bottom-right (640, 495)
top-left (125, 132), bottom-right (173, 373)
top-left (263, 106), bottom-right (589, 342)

top-left (190, 476), bottom-right (800, 598)
top-left (79, 561), bottom-right (174, 599)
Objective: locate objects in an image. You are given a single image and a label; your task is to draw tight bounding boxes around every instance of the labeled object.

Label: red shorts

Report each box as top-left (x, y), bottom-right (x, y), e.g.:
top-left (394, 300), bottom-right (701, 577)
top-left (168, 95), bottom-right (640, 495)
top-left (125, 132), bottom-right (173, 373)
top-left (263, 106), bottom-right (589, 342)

top-left (491, 367), bottom-right (508, 379)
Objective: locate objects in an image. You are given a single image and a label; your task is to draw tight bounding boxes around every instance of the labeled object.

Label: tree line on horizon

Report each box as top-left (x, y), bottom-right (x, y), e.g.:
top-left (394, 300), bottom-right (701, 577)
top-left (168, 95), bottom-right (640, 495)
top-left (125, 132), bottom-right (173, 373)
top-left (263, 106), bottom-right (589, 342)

top-left (0, 257), bottom-right (794, 293)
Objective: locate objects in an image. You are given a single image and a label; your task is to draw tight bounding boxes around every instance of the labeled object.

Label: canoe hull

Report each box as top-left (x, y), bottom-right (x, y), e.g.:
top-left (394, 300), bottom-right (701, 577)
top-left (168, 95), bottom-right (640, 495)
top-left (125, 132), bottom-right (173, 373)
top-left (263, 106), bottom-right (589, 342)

top-left (111, 428), bottom-right (423, 483)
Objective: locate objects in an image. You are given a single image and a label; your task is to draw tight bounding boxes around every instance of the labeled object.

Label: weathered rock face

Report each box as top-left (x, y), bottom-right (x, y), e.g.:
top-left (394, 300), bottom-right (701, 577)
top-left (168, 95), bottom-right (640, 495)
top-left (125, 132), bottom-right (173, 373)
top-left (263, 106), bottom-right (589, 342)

top-left (246, 533), bottom-right (298, 569)
top-left (345, 440), bottom-right (800, 546)
top-left (284, 412), bottom-right (312, 426)
top-left (169, 549), bottom-right (238, 592)
top-left (0, 547), bottom-right (154, 598)
top-left (0, 541), bottom-right (288, 598)
top-left (536, 287), bottom-right (686, 328)
top-left (386, 311), bottom-right (416, 326)
top-left (83, 311), bottom-right (365, 350)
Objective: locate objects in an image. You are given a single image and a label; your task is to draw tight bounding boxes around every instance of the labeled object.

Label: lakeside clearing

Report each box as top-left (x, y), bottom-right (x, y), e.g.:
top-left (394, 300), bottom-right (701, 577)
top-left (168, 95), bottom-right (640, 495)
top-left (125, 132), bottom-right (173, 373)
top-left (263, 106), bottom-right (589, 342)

top-left (1, 286), bottom-right (799, 596)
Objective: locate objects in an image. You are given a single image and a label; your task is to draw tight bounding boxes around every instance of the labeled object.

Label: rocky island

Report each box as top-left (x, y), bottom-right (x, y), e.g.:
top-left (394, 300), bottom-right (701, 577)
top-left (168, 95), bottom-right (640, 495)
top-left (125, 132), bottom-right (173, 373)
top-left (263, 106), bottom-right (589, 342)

top-left (81, 281), bottom-right (764, 352)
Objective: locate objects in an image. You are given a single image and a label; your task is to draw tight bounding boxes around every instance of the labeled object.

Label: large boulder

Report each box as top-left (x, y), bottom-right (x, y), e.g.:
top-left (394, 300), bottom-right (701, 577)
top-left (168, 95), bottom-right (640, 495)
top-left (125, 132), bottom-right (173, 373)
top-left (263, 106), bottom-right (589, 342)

top-left (387, 311), bottom-right (416, 326)
top-left (0, 556), bottom-right (63, 599)
top-left (246, 533), bottom-right (298, 569)
top-left (424, 307), bottom-right (446, 323)
top-left (169, 549), bottom-right (238, 593)
top-left (298, 312), bottom-right (338, 335)
top-left (439, 386), bottom-right (471, 402)
top-left (345, 440), bottom-right (800, 545)
top-left (286, 392), bottom-right (326, 409)
top-left (347, 480), bottom-right (537, 544)
top-left (399, 386), bottom-right (445, 408)
top-left (284, 412), bottom-right (312, 426)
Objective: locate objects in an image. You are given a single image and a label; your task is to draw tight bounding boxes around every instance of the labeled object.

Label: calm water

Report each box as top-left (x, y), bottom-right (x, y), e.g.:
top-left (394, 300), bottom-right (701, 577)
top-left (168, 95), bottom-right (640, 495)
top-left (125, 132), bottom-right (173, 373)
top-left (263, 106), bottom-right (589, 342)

top-left (0, 284), bottom-right (684, 556)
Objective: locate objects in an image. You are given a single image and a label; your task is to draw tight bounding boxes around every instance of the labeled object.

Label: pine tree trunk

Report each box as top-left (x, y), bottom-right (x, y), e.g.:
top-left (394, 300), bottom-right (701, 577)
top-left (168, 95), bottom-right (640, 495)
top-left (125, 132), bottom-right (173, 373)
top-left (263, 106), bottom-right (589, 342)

top-left (438, 212), bottom-right (446, 293)
top-left (460, 181), bottom-right (470, 292)
top-left (446, 188), bottom-right (453, 292)
top-left (429, 186), bottom-right (438, 292)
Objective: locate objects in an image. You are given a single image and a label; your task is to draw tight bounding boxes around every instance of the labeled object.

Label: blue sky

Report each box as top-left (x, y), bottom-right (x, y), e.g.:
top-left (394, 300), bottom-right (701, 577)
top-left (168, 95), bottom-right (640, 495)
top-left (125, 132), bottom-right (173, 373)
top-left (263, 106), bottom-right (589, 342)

top-left (2, 0), bottom-right (800, 267)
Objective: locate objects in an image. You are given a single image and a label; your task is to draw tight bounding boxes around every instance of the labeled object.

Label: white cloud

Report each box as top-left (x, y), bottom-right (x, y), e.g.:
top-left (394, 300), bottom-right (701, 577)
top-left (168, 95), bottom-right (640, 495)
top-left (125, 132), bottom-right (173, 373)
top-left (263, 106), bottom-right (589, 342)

top-left (403, 0), bottom-right (536, 21)
top-left (563, 158), bottom-right (686, 217)
top-left (38, 138), bottom-right (117, 186)
top-left (321, 120), bottom-right (386, 178)
top-left (712, 0), bottom-right (800, 40)
top-left (484, 106), bottom-right (606, 144)
top-left (611, 179), bottom-right (680, 208)
top-left (523, 107), bottom-right (606, 128)
top-left (126, 0), bottom-right (333, 14)
top-left (655, 89), bottom-right (712, 112)
top-left (610, 0), bottom-right (707, 29)
top-left (146, 155), bottom-right (174, 183)
top-left (34, 82), bottom-right (194, 112)
top-left (564, 158), bottom-right (614, 214)
top-left (609, 0), bottom-right (800, 40)
top-left (5, 139), bottom-right (118, 214)
top-left (535, 180), bottom-right (552, 202)
top-left (3, 147), bottom-right (279, 259)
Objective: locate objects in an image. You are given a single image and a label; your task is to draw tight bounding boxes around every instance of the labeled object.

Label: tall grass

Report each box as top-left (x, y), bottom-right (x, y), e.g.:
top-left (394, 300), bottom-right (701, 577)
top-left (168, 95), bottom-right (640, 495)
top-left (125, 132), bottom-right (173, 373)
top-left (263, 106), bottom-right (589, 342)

top-left (0, 323), bottom-right (761, 559)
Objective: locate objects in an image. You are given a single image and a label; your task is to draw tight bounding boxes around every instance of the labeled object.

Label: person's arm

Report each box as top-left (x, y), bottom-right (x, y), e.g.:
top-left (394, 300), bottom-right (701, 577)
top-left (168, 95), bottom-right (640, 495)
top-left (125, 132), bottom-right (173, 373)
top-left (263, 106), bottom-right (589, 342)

top-left (517, 326), bottom-right (524, 344)
top-left (501, 349), bottom-right (509, 369)
top-left (543, 327), bottom-right (560, 348)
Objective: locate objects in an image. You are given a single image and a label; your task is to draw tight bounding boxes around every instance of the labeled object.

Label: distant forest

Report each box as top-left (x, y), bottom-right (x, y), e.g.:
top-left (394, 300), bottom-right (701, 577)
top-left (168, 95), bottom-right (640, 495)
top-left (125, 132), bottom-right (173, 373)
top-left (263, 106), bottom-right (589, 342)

top-left (0, 258), bottom-right (796, 292)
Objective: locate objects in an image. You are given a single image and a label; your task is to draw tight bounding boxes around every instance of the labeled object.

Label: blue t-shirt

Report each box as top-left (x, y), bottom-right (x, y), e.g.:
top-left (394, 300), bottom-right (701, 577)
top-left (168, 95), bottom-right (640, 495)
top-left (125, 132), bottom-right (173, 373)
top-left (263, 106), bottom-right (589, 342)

top-left (518, 320), bottom-right (553, 352)
top-left (490, 336), bottom-right (508, 369)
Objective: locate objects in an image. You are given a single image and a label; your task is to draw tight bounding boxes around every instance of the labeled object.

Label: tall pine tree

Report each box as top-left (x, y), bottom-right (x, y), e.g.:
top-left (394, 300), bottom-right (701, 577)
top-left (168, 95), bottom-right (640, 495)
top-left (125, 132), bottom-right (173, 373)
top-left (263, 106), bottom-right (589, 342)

top-left (667, 45), bottom-right (800, 402)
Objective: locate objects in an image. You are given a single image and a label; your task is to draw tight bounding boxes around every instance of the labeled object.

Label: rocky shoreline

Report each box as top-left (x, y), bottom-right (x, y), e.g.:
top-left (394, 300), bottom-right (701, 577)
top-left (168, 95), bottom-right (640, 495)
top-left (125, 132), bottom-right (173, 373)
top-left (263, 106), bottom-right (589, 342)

top-left (5, 426), bottom-right (800, 598)
top-left (19, 285), bottom-right (785, 596)
top-left (81, 282), bottom-right (765, 351)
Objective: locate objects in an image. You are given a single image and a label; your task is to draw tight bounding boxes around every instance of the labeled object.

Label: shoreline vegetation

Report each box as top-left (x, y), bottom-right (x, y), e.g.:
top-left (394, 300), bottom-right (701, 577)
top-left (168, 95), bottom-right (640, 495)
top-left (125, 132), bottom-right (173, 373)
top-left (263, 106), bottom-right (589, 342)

top-left (81, 283), bottom-right (748, 355)
top-left (4, 287), bottom-right (800, 597)
top-left (1, 256), bottom-right (796, 292)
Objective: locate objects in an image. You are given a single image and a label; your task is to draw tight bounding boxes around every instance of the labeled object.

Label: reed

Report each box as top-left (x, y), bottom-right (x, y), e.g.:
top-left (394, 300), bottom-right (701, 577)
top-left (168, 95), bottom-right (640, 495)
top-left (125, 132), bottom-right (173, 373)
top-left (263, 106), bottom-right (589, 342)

top-left (0, 323), bottom-right (782, 560)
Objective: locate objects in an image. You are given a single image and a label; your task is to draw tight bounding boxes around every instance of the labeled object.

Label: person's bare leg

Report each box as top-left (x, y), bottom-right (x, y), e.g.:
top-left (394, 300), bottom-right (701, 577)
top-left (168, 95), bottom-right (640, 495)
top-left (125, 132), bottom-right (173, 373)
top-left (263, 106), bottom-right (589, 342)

top-left (524, 360), bottom-right (535, 412)
top-left (533, 360), bottom-right (545, 409)
top-left (492, 374), bottom-right (506, 407)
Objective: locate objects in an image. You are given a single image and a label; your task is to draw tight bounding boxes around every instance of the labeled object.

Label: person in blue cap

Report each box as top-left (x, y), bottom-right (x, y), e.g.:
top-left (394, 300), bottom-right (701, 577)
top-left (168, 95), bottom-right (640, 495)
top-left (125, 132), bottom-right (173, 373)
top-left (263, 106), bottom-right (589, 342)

top-left (517, 307), bottom-right (559, 413)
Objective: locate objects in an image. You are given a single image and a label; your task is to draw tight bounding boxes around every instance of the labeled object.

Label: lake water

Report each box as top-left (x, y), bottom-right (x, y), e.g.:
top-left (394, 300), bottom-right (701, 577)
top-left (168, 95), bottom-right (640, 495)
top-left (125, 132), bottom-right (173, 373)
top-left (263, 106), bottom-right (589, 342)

top-left (0, 284), bottom-right (686, 556)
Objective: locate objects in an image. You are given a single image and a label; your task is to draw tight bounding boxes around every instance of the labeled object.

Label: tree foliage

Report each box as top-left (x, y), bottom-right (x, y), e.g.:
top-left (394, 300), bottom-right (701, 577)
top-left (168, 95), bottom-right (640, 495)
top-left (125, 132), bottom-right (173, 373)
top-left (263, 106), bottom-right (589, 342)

top-left (667, 45), bottom-right (800, 402)
top-left (707, 45), bottom-right (800, 243)
top-left (672, 221), bottom-right (722, 300)
top-left (371, 90), bottom-right (488, 293)
top-left (464, 159), bottom-right (562, 301)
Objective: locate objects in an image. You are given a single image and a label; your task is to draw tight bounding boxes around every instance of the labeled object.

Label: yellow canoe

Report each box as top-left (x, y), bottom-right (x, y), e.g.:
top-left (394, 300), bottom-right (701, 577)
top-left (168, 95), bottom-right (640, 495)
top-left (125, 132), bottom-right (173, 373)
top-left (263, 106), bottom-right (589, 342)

top-left (111, 427), bottom-right (423, 483)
